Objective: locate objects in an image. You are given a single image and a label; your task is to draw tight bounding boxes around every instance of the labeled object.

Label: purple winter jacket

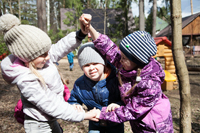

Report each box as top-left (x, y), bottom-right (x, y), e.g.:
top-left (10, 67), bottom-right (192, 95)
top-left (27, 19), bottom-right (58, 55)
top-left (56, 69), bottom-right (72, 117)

top-left (93, 34), bottom-right (174, 133)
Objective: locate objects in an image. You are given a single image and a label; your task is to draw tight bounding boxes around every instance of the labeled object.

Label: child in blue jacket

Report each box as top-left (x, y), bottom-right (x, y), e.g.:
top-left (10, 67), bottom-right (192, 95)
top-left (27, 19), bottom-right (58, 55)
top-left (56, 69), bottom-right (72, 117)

top-left (68, 42), bottom-right (124, 133)
top-left (67, 52), bottom-right (74, 71)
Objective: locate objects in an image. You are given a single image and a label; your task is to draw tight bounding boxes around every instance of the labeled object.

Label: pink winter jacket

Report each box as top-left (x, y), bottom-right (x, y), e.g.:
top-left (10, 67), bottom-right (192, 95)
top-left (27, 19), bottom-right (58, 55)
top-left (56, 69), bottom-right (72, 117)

top-left (93, 34), bottom-right (174, 133)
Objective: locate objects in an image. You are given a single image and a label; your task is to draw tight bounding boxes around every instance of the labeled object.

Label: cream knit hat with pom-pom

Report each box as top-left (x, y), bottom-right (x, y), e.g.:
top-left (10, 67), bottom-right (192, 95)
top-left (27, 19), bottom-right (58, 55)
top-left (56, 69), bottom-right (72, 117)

top-left (0, 14), bottom-right (51, 62)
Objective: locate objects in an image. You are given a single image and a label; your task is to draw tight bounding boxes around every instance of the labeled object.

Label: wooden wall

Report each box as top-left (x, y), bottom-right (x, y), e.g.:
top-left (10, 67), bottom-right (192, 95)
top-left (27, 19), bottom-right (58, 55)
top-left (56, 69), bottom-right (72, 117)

top-left (182, 16), bottom-right (200, 35)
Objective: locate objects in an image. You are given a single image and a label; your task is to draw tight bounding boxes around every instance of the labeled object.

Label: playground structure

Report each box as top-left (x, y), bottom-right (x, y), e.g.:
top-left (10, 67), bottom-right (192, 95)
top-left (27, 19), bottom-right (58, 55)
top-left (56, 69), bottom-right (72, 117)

top-left (153, 37), bottom-right (177, 91)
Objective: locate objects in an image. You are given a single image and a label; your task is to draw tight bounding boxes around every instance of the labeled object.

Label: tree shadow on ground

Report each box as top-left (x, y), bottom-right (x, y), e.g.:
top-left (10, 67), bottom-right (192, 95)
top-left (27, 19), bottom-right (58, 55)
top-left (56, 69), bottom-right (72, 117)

top-left (173, 118), bottom-right (200, 133)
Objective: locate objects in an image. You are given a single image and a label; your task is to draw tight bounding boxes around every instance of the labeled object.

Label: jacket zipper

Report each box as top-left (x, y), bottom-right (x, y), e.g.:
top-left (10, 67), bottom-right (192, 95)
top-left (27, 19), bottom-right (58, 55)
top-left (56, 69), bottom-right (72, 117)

top-left (150, 112), bottom-right (158, 133)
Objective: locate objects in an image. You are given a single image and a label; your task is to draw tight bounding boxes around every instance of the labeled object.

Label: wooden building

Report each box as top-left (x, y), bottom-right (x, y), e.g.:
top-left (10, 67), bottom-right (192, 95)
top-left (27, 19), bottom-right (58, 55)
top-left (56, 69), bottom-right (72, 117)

top-left (156, 12), bottom-right (200, 39)
top-left (156, 12), bottom-right (200, 56)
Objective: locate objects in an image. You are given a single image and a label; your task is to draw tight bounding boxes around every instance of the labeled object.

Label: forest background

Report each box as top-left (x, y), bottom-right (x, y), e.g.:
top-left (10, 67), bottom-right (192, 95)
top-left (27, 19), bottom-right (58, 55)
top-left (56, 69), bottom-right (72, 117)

top-left (0, 0), bottom-right (171, 56)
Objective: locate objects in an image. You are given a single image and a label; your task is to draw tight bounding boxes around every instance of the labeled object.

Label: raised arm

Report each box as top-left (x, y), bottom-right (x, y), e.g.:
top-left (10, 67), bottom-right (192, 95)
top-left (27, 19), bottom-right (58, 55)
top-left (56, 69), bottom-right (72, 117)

top-left (79, 14), bottom-right (99, 41)
top-left (79, 14), bottom-right (122, 69)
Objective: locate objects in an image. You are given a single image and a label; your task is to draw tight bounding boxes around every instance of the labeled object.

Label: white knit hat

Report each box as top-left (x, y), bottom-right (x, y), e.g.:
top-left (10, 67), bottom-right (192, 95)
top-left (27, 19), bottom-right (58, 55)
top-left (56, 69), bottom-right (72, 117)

top-left (0, 14), bottom-right (51, 62)
top-left (78, 42), bottom-right (105, 69)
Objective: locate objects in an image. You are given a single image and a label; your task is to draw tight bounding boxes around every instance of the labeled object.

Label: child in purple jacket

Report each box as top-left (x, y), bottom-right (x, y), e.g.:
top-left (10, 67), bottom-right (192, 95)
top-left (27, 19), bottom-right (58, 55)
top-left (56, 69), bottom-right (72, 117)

top-left (79, 14), bottom-right (174, 133)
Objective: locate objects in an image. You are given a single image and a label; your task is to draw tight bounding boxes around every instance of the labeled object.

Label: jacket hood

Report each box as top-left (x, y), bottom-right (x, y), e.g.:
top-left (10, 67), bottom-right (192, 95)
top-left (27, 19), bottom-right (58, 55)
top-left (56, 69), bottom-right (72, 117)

top-left (141, 57), bottom-right (165, 83)
top-left (1, 55), bottom-right (32, 84)
top-left (119, 57), bottom-right (165, 83)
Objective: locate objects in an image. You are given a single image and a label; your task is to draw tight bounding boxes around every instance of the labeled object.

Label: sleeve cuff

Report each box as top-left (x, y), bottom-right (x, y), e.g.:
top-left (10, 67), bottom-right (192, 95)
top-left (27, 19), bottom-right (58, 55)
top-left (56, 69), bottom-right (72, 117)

top-left (76, 29), bottom-right (87, 41)
top-left (99, 107), bottom-right (107, 120)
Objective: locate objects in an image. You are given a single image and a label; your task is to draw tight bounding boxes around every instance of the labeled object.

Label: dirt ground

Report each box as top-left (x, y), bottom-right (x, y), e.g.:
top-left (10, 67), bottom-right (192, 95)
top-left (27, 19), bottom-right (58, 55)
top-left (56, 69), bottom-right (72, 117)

top-left (0, 58), bottom-right (199, 133)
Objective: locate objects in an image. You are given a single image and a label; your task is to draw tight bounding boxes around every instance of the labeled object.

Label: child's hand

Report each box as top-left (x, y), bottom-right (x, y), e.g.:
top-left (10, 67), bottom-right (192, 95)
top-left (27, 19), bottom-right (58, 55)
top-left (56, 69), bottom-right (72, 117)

top-left (106, 103), bottom-right (120, 112)
top-left (72, 104), bottom-right (84, 112)
top-left (84, 107), bottom-right (100, 122)
top-left (95, 109), bottom-right (101, 119)
top-left (79, 14), bottom-right (92, 34)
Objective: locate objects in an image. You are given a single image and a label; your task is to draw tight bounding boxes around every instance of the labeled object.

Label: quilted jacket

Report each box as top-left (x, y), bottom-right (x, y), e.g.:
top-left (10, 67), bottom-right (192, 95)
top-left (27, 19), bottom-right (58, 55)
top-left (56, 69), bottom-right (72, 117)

top-left (1, 31), bottom-right (85, 122)
top-left (93, 34), bottom-right (174, 133)
top-left (68, 63), bottom-right (124, 127)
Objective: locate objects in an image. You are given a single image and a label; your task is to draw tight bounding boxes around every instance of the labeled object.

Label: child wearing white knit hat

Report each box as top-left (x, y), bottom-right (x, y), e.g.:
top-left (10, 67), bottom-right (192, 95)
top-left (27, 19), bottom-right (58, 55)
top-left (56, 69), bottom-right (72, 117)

top-left (0, 14), bottom-right (98, 133)
top-left (68, 42), bottom-right (124, 133)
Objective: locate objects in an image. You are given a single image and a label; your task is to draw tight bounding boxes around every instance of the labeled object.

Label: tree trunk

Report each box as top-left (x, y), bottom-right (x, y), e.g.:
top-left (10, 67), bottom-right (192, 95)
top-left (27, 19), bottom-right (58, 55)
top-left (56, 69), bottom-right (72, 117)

top-left (190, 0), bottom-right (193, 15)
top-left (37, 0), bottom-right (47, 33)
top-left (18, 0), bottom-right (21, 21)
top-left (57, 2), bottom-right (61, 29)
top-left (54, 6), bottom-right (59, 30)
top-left (170, 0), bottom-right (191, 133)
top-left (63, 0), bottom-right (65, 8)
top-left (139, 0), bottom-right (145, 31)
top-left (152, 0), bottom-right (157, 37)
top-left (50, 0), bottom-right (54, 30)
top-left (0, 1), bottom-right (2, 16)
top-left (124, 0), bottom-right (128, 36)
top-left (8, 0), bottom-right (13, 14)
top-left (3, 1), bottom-right (6, 14)
top-left (47, 0), bottom-right (50, 32)
top-left (103, 0), bottom-right (107, 34)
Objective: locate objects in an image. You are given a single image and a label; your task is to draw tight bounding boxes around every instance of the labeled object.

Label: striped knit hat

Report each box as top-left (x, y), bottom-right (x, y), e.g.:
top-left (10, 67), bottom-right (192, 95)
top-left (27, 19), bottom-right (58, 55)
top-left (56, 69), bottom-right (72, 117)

top-left (0, 14), bottom-right (51, 62)
top-left (119, 31), bottom-right (157, 66)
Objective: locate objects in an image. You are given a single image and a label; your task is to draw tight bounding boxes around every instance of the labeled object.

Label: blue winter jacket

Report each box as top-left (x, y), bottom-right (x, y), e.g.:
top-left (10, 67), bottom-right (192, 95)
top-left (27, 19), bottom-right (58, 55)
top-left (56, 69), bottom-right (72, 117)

top-left (67, 52), bottom-right (74, 64)
top-left (68, 63), bottom-right (123, 127)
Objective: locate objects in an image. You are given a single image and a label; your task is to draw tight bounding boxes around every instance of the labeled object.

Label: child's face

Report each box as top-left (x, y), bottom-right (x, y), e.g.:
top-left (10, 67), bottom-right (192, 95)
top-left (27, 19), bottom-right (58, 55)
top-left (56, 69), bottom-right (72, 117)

top-left (120, 51), bottom-right (138, 71)
top-left (82, 63), bottom-right (104, 81)
top-left (32, 51), bottom-right (50, 69)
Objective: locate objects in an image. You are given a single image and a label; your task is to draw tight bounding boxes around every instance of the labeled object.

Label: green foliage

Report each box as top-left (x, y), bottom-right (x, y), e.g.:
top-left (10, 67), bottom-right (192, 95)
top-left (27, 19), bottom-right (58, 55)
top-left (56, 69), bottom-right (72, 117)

top-left (157, 6), bottom-right (171, 24)
top-left (20, 1), bottom-right (37, 25)
top-left (0, 34), bottom-right (9, 56)
top-left (21, 19), bottom-right (31, 25)
top-left (134, 16), bottom-right (140, 31)
top-left (145, 5), bottom-right (171, 35)
top-left (48, 29), bottom-right (66, 44)
top-left (63, 12), bottom-right (74, 25)
top-left (1, 0), bottom-right (37, 26)
top-left (145, 11), bottom-right (153, 35)
top-left (63, 0), bottom-right (84, 33)
top-left (107, 0), bottom-right (135, 39)
top-left (110, 38), bottom-right (118, 45)
top-left (80, 0), bottom-right (99, 8)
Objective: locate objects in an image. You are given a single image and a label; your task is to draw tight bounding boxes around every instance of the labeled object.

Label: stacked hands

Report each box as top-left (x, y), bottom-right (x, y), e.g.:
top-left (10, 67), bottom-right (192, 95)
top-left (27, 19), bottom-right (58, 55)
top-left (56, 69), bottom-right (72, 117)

top-left (72, 102), bottom-right (120, 122)
top-left (79, 14), bottom-right (92, 35)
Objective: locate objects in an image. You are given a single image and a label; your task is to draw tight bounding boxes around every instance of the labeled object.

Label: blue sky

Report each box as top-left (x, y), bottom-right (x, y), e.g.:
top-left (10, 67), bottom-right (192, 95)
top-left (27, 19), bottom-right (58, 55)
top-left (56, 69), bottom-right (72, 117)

top-left (132, 0), bottom-right (200, 18)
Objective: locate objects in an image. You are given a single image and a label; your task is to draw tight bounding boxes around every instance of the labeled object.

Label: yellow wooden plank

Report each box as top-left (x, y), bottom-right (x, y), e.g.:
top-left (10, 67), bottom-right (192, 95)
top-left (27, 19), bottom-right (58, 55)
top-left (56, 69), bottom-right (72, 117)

top-left (165, 65), bottom-right (176, 69)
top-left (167, 69), bottom-right (176, 73)
top-left (165, 61), bottom-right (174, 66)
top-left (164, 53), bottom-right (173, 57)
top-left (165, 57), bottom-right (173, 61)
top-left (164, 70), bottom-right (176, 82)
top-left (164, 49), bottom-right (172, 53)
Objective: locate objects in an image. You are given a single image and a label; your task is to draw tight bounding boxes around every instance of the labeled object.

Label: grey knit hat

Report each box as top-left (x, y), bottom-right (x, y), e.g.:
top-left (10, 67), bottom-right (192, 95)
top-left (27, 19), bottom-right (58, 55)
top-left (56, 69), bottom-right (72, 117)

top-left (119, 31), bottom-right (157, 66)
top-left (0, 14), bottom-right (51, 62)
top-left (78, 42), bottom-right (105, 69)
